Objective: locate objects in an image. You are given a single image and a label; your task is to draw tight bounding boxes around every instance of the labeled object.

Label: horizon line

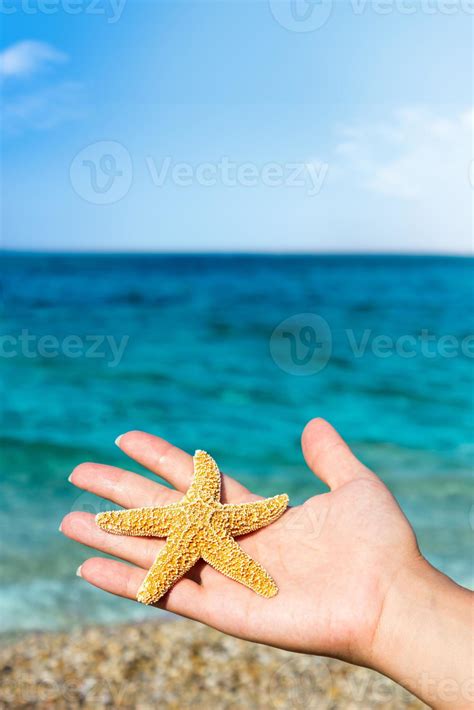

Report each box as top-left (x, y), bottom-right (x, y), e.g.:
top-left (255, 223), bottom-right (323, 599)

top-left (2, 249), bottom-right (473, 259)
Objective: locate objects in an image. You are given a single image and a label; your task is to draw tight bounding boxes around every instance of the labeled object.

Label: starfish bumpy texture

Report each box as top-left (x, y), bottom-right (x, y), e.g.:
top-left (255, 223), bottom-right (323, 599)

top-left (96, 451), bottom-right (289, 604)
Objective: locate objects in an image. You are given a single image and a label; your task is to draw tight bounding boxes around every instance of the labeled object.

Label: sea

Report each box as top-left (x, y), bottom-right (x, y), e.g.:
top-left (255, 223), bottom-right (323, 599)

top-left (1, 253), bottom-right (473, 633)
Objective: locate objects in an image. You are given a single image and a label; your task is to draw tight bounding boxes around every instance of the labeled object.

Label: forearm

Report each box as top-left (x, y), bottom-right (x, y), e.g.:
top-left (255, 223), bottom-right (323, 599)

top-left (370, 557), bottom-right (473, 709)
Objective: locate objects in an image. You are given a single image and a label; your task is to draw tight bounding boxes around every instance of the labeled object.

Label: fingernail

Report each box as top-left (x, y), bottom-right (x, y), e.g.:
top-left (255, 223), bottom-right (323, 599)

top-left (76, 565), bottom-right (83, 578)
top-left (67, 473), bottom-right (73, 483)
top-left (58, 521), bottom-right (63, 532)
top-left (115, 434), bottom-right (124, 447)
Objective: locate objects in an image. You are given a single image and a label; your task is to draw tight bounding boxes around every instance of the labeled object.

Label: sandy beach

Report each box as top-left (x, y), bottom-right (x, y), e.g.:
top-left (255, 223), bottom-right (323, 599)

top-left (0, 617), bottom-right (426, 709)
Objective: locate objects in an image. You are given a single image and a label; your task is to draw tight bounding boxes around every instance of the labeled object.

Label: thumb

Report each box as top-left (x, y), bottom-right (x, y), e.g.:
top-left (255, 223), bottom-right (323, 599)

top-left (301, 418), bottom-right (377, 491)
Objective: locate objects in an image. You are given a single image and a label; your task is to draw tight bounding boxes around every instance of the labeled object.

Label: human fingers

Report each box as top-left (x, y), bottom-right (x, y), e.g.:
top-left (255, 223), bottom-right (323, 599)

top-left (301, 418), bottom-right (377, 490)
top-left (116, 431), bottom-right (259, 502)
top-left (69, 462), bottom-right (181, 509)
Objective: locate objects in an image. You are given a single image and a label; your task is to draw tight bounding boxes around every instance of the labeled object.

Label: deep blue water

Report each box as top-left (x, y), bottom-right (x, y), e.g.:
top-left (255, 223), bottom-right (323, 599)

top-left (1, 253), bottom-right (473, 632)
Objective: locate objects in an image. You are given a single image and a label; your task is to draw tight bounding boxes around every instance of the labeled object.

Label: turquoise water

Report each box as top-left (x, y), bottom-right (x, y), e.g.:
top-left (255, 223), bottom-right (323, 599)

top-left (1, 253), bottom-right (473, 632)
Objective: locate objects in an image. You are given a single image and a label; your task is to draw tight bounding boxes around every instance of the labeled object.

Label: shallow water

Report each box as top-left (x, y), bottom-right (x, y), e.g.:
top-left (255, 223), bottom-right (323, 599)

top-left (1, 253), bottom-right (473, 631)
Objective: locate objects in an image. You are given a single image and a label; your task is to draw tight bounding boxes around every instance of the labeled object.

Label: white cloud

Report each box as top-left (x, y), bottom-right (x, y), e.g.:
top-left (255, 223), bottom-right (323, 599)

top-left (3, 82), bottom-right (85, 134)
top-left (327, 107), bottom-right (473, 253)
top-left (336, 108), bottom-right (473, 200)
top-left (1, 41), bottom-right (82, 134)
top-left (0, 40), bottom-right (67, 79)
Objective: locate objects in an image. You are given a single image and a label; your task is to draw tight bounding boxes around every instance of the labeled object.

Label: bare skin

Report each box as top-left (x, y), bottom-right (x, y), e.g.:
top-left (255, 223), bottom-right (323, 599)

top-left (61, 418), bottom-right (473, 709)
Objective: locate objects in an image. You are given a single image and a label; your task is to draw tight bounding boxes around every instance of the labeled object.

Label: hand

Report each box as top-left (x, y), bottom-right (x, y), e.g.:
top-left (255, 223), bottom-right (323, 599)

top-left (61, 418), bottom-right (473, 709)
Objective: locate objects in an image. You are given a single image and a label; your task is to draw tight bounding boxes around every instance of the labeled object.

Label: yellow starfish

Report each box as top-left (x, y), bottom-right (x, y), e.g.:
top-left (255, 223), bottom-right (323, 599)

top-left (96, 450), bottom-right (289, 604)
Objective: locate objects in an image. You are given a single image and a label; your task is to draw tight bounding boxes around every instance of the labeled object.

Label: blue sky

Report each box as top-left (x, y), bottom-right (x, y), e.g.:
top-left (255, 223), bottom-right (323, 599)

top-left (2, 0), bottom-right (472, 252)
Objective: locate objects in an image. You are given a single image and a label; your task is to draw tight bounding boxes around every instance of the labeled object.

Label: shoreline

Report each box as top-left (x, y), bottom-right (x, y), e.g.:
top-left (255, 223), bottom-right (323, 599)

top-left (0, 617), bottom-right (426, 708)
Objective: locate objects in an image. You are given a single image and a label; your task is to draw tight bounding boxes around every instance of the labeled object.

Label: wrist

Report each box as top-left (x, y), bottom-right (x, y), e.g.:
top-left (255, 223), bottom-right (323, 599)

top-left (368, 555), bottom-right (473, 708)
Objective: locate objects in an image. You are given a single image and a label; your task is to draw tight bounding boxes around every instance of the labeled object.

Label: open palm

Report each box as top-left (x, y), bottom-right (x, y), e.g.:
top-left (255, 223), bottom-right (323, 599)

top-left (62, 418), bottom-right (421, 668)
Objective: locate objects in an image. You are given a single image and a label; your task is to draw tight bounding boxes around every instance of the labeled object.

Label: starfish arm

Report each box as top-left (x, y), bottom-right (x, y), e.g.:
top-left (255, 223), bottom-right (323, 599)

top-left (220, 494), bottom-right (289, 536)
top-left (202, 533), bottom-right (278, 598)
top-left (137, 533), bottom-right (200, 605)
top-left (96, 505), bottom-right (179, 538)
top-left (184, 450), bottom-right (221, 503)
